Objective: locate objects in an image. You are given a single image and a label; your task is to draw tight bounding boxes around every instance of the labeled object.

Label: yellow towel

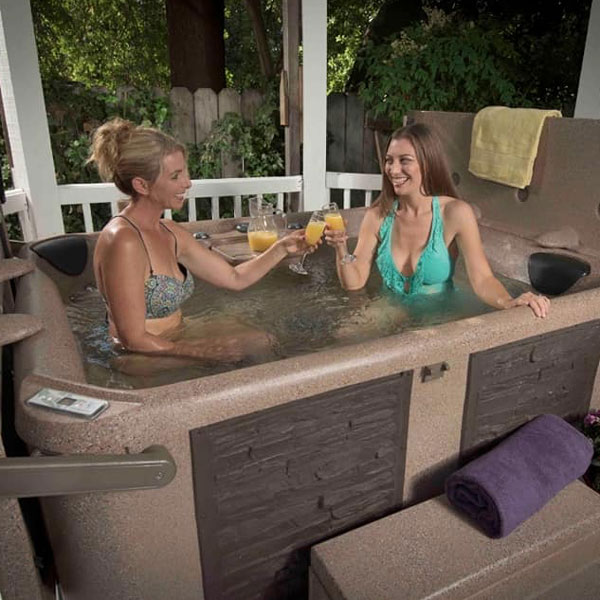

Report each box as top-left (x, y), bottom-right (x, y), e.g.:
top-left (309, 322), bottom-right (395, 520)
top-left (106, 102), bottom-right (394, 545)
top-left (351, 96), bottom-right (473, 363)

top-left (468, 107), bottom-right (562, 188)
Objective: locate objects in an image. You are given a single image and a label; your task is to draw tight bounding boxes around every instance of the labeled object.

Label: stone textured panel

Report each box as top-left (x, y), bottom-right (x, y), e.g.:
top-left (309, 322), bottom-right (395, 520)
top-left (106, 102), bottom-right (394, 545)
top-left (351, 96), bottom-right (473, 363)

top-left (462, 321), bottom-right (600, 457)
top-left (190, 371), bottom-right (413, 600)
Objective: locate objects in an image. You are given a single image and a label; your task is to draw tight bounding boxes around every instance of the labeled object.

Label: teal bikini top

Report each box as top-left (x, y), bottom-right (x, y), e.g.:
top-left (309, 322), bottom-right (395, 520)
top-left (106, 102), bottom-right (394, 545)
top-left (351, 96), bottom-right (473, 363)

top-left (114, 215), bottom-right (195, 319)
top-left (375, 196), bottom-right (455, 296)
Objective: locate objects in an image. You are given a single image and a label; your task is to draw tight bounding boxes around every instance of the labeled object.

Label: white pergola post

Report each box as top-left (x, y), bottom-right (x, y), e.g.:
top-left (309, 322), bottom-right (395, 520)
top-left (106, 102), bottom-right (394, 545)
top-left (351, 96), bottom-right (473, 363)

top-left (301, 0), bottom-right (327, 211)
top-left (575, 0), bottom-right (600, 118)
top-left (0, 0), bottom-right (63, 238)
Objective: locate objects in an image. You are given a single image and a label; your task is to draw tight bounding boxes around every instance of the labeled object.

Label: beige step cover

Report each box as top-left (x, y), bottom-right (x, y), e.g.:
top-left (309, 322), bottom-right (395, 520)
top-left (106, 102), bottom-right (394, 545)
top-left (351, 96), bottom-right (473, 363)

top-left (311, 481), bottom-right (600, 600)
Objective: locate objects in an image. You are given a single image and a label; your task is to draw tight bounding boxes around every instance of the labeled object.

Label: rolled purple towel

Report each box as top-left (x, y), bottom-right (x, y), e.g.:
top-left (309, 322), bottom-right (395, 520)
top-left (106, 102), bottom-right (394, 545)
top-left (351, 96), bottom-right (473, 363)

top-left (445, 414), bottom-right (593, 538)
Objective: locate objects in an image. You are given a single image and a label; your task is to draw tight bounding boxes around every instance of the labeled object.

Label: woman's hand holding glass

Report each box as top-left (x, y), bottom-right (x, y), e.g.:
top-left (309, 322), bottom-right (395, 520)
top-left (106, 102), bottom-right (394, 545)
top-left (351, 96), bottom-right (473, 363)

top-left (322, 202), bottom-right (356, 264)
top-left (289, 210), bottom-right (325, 275)
top-left (278, 229), bottom-right (316, 256)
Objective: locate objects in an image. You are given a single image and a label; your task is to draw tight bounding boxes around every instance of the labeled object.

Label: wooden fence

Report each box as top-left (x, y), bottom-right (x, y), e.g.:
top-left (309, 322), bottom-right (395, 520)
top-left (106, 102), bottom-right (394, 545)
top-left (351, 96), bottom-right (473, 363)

top-left (326, 93), bottom-right (390, 207)
top-left (170, 87), bottom-right (264, 178)
top-left (170, 88), bottom-right (391, 184)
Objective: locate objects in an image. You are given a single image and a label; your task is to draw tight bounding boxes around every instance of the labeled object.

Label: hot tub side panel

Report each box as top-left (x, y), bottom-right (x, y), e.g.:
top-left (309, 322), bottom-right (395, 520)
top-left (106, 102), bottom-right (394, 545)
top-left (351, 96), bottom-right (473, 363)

top-left (461, 320), bottom-right (600, 458)
top-left (190, 371), bottom-right (413, 600)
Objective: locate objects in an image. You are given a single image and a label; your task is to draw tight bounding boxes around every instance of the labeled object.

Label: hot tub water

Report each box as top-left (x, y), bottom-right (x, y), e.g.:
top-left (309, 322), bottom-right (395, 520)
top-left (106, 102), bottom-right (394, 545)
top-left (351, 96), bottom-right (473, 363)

top-left (66, 248), bottom-right (530, 389)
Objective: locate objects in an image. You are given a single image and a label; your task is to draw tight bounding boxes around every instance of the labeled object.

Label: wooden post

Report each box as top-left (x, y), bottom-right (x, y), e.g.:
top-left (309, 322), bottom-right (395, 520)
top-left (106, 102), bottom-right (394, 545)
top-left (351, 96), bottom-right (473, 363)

top-left (575, 0), bottom-right (600, 117)
top-left (283, 0), bottom-right (301, 212)
top-left (301, 0), bottom-right (327, 212)
top-left (0, 0), bottom-right (63, 238)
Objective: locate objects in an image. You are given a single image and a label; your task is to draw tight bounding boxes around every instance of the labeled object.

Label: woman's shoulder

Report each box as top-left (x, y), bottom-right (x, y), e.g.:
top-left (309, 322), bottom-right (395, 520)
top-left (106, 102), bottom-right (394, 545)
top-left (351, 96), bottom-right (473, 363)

top-left (439, 196), bottom-right (476, 219)
top-left (160, 218), bottom-right (194, 242)
top-left (97, 218), bottom-right (145, 259)
top-left (362, 205), bottom-right (386, 231)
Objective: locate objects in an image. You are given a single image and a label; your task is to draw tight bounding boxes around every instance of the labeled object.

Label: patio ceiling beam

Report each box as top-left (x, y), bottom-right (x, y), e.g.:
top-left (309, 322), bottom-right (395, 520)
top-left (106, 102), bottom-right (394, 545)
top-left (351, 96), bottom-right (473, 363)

top-left (301, 0), bottom-right (327, 211)
top-left (0, 0), bottom-right (63, 238)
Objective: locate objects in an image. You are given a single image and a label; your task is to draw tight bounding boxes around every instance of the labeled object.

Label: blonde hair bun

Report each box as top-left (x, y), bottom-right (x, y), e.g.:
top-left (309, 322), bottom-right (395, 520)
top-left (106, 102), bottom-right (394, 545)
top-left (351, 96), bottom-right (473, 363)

top-left (87, 117), bottom-right (185, 197)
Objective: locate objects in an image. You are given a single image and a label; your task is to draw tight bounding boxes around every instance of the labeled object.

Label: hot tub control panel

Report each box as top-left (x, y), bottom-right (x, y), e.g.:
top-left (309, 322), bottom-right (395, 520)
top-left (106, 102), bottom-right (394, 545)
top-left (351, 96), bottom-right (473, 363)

top-left (26, 388), bottom-right (109, 419)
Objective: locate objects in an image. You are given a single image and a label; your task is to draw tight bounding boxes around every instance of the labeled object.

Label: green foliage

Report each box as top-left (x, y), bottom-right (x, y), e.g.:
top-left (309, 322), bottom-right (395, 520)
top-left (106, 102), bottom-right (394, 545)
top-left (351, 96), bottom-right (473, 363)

top-left (31, 0), bottom-right (169, 90)
top-left (327, 0), bottom-right (383, 93)
top-left (41, 81), bottom-right (171, 234)
top-left (190, 91), bottom-right (283, 180)
top-left (224, 0), bottom-right (282, 91)
top-left (45, 81), bottom-right (170, 186)
top-left (582, 410), bottom-right (600, 493)
top-left (357, 9), bottom-right (532, 124)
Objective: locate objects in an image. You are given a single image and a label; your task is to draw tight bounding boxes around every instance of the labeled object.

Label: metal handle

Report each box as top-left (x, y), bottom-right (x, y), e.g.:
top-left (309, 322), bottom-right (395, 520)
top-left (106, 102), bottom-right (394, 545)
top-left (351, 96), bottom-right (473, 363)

top-left (0, 445), bottom-right (176, 498)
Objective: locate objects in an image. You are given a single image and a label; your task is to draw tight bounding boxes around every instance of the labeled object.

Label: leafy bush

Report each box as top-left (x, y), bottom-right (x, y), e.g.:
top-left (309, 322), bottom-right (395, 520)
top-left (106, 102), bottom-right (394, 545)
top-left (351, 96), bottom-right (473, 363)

top-left (39, 81), bottom-right (171, 234)
top-left (190, 97), bottom-right (283, 179)
top-left (357, 9), bottom-right (532, 125)
top-left (186, 83), bottom-right (284, 220)
top-left (2, 79), bottom-right (285, 236)
top-left (582, 409), bottom-right (600, 493)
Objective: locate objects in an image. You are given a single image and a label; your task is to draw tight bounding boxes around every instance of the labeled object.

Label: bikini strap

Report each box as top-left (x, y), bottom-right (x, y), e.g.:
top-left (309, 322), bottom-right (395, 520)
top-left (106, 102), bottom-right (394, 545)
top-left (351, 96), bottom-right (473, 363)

top-left (159, 221), bottom-right (179, 257)
top-left (112, 214), bottom-right (154, 275)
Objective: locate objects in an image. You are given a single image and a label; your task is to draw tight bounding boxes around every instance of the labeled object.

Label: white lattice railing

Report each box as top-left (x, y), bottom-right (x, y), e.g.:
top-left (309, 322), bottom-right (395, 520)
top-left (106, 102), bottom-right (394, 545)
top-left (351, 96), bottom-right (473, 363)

top-left (3, 188), bottom-right (36, 241)
top-left (326, 172), bottom-right (382, 208)
top-left (56, 175), bottom-right (304, 233)
top-left (5, 172), bottom-right (384, 240)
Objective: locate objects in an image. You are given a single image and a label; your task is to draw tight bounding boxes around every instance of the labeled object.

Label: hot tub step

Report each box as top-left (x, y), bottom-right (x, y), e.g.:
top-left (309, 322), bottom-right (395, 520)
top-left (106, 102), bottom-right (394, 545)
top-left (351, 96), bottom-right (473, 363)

top-left (0, 314), bottom-right (43, 346)
top-left (0, 257), bottom-right (35, 283)
top-left (310, 481), bottom-right (600, 600)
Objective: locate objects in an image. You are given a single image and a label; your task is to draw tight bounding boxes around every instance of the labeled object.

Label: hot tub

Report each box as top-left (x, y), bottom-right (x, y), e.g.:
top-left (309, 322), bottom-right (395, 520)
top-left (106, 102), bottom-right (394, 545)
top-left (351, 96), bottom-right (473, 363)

top-left (11, 111), bottom-right (600, 600)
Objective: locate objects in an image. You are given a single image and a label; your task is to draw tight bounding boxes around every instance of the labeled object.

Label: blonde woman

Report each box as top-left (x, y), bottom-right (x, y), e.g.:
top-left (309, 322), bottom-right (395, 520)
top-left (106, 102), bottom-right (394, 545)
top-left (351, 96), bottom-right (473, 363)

top-left (90, 118), bottom-right (312, 363)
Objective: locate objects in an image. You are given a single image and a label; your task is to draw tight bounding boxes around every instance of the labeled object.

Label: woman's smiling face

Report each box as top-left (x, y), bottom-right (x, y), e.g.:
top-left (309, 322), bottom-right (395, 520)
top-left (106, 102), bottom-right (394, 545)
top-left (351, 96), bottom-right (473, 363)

top-left (148, 150), bottom-right (191, 210)
top-left (384, 138), bottom-right (424, 197)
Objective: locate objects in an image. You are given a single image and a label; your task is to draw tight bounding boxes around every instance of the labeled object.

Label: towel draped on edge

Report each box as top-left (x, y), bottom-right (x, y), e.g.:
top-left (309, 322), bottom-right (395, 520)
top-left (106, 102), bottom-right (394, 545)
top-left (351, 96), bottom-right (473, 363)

top-left (468, 106), bottom-right (561, 189)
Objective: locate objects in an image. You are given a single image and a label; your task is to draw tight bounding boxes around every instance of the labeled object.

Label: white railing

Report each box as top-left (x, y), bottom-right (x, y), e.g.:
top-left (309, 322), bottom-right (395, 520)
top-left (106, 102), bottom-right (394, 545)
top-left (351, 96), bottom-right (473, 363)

top-left (56, 175), bottom-right (304, 232)
top-left (326, 172), bottom-right (382, 208)
top-left (3, 188), bottom-right (36, 241)
top-left (6, 172), bottom-right (384, 240)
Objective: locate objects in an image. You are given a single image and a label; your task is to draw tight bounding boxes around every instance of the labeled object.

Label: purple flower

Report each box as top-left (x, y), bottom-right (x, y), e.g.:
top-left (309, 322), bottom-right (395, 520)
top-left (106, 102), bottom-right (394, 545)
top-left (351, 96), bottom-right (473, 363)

top-left (584, 413), bottom-right (600, 427)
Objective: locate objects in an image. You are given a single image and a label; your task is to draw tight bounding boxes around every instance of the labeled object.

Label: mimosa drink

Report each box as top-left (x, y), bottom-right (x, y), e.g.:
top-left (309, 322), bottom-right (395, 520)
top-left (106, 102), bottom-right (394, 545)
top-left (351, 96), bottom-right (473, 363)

top-left (305, 221), bottom-right (326, 246)
top-left (248, 230), bottom-right (278, 252)
top-left (324, 212), bottom-right (345, 231)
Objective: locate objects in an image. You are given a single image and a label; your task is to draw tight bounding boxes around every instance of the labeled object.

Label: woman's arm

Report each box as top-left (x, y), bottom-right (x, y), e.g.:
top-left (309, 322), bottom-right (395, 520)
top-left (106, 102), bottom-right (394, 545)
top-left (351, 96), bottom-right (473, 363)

top-left (173, 223), bottom-right (314, 291)
top-left (324, 208), bottom-right (381, 290)
top-left (448, 200), bottom-right (550, 317)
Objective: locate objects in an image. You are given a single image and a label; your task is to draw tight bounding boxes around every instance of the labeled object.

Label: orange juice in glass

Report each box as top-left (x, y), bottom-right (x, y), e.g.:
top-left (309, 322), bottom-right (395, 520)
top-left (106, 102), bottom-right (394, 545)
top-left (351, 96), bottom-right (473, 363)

top-left (248, 230), bottom-right (278, 252)
top-left (322, 201), bottom-right (356, 264)
top-left (247, 211), bottom-right (280, 254)
top-left (289, 210), bottom-right (325, 275)
top-left (323, 203), bottom-right (345, 231)
top-left (305, 220), bottom-right (326, 245)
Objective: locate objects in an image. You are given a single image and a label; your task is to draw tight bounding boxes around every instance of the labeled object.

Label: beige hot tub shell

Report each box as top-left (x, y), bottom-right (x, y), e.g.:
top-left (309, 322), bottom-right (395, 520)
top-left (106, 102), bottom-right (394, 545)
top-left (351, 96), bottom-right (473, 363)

top-left (10, 110), bottom-right (600, 599)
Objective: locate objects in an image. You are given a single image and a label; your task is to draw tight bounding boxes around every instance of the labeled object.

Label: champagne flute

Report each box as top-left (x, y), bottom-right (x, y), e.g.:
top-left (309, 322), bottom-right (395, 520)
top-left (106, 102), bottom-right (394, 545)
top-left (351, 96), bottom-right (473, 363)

top-left (322, 202), bottom-right (356, 264)
top-left (289, 210), bottom-right (326, 275)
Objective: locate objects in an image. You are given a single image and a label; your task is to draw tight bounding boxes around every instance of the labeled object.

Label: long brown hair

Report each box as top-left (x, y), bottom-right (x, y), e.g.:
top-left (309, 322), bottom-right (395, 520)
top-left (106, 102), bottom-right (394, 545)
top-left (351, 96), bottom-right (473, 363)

top-left (373, 122), bottom-right (458, 217)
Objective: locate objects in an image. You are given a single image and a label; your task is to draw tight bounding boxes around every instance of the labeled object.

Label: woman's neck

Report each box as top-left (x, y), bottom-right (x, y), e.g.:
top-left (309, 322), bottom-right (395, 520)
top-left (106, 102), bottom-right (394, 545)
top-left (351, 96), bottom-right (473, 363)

top-left (122, 197), bottom-right (164, 229)
top-left (396, 191), bottom-right (432, 216)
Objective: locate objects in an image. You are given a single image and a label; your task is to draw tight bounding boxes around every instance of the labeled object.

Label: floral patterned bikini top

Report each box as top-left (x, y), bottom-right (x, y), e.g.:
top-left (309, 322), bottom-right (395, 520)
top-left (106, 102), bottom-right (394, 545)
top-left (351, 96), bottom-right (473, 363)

top-left (375, 196), bottom-right (455, 296)
top-left (114, 215), bottom-right (195, 319)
